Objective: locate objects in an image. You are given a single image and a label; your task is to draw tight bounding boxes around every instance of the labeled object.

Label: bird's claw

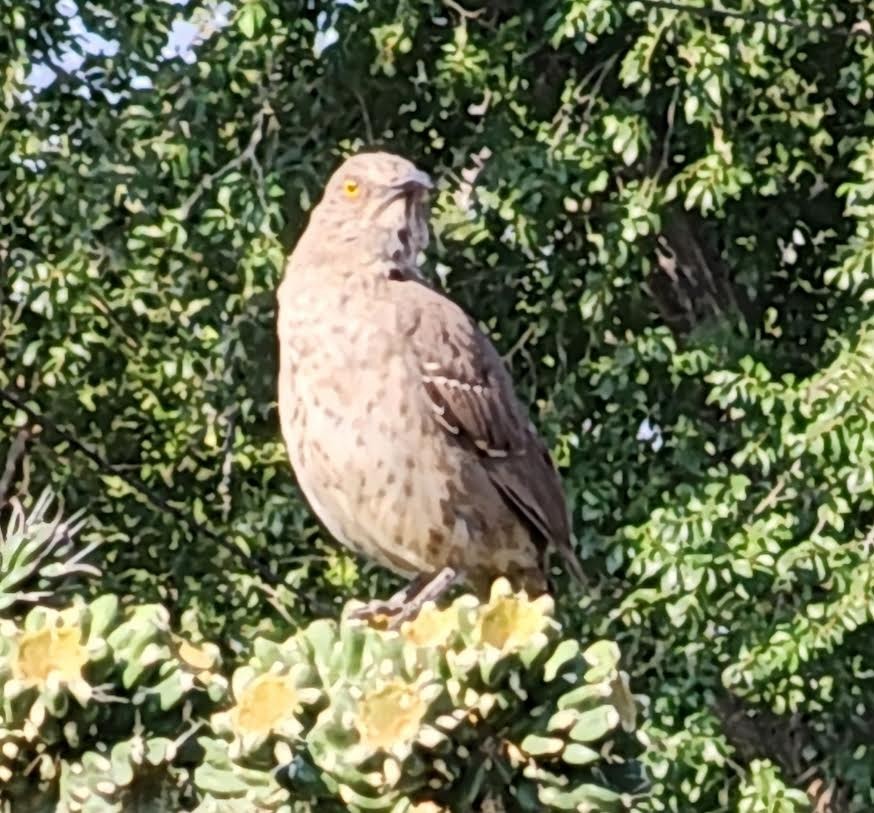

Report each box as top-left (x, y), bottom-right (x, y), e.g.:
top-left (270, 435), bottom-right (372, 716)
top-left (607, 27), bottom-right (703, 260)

top-left (347, 567), bottom-right (459, 630)
top-left (348, 599), bottom-right (416, 630)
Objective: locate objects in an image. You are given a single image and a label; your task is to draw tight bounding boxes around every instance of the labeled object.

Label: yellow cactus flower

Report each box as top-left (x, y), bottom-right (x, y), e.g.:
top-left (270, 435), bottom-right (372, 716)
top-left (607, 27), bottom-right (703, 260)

top-left (232, 674), bottom-right (302, 735)
top-left (478, 585), bottom-right (553, 653)
top-left (356, 679), bottom-right (427, 750)
top-left (13, 626), bottom-right (88, 686)
top-left (401, 604), bottom-right (458, 648)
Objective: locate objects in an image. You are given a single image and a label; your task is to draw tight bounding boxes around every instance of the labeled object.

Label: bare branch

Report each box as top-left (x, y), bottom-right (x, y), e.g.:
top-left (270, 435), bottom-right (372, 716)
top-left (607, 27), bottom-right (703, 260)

top-left (442, 0), bottom-right (485, 21)
top-left (176, 104), bottom-right (272, 221)
top-left (353, 89), bottom-right (375, 144)
top-left (715, 693), bottom-right (850, 813)
top-left (0, 427), bottom-right (31, 508)
top-left (217, 405), bottom-right (238, 524)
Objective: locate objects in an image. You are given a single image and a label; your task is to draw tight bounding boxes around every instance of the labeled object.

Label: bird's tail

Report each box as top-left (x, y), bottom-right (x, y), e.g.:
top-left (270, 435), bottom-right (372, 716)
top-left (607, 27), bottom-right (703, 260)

top-left (556, 539), bottom-right (587, 588)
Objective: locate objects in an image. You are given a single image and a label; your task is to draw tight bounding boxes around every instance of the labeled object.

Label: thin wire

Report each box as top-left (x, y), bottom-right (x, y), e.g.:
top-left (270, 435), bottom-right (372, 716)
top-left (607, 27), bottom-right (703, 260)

top-left (628, 0), bottom-right (873, 40)
top-left (0, 387), bottom-right (280, 585)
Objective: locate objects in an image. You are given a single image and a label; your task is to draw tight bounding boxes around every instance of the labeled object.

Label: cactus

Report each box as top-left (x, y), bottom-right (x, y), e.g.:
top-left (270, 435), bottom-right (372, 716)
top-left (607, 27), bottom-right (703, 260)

top-left (0, 596), bottom-right (118, 748)
top-left (0, 490), bottom-right (99, 615)
top-left (0, 495), bottom-right (645, 810)
top-left (193, 736), bottom-right (299, 812)
top-left (197, 579), bottom-right (646, 812)
top-left (210, 635), bottom-right (321, 766)
top-left (55, 732), bottom-right (201, 813)
top-left (0, 596), bottom-right (227, 809)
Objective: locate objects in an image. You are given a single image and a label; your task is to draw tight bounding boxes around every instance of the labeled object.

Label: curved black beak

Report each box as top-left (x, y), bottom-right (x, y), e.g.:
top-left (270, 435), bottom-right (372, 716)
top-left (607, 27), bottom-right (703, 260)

top-left (392, 167), bottom-right (433, 193)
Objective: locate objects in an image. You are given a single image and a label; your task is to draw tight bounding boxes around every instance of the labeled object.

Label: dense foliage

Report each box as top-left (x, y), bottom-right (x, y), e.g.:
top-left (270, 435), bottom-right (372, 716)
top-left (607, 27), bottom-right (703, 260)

top-left (2, 0), bottom-right (873, 809)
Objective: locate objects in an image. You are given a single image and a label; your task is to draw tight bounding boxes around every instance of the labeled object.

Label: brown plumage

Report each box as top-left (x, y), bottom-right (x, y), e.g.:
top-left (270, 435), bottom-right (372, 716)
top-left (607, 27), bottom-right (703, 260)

top-left (276, 151), bottom-right (583, 620)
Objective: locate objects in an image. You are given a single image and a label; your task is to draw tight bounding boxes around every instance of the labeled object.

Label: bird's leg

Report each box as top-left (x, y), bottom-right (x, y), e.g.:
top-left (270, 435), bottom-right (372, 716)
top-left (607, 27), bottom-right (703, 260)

top-left (348, 574), bottom-right (428, 623)
top-left (405, 566), bottom-right (458, 608)
top-left (348, 566), bottom-right (459, 628)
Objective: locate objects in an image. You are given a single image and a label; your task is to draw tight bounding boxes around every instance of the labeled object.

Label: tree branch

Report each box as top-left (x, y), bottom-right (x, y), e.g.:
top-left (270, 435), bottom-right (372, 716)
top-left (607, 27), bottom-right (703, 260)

top-left (0, 387), bottom-right (279, 585)
top-left (715, 693), bottom-right (850, 813)
top-left (0, 427), bottom-right (31, 508)
top-left (175, 104), bottom-right (272, 221)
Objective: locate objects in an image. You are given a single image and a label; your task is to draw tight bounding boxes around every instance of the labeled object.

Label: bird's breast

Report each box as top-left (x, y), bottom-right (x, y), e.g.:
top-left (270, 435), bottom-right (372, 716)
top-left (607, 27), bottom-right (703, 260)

top-left (277, 279), bottom-right (418, 449)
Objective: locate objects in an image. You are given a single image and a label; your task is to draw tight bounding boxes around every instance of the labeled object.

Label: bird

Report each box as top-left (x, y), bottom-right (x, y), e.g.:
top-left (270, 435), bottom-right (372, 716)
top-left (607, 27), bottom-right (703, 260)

top-left (276, 151), bottom-right (584, 624)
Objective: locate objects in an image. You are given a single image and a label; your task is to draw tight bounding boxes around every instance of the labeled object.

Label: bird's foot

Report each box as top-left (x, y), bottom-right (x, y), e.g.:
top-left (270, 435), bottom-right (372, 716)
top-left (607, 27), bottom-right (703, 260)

top-left (348, 599), bottom-right (407, 630)
top-left (348, 567), bottom-right (458, 630)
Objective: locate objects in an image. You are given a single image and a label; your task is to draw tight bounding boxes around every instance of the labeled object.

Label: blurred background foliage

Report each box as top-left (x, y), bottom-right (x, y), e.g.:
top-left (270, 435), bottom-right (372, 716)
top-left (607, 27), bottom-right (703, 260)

top-left (2, 0), bottom-right (874, 809)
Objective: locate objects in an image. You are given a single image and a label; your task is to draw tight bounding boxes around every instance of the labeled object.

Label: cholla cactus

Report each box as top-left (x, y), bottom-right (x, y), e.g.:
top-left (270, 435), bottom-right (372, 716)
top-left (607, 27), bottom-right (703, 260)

top-left (0, 490), bottom-right (99, 615)
top-left (56, 733), bottom-right (200, 813)
top-left (0, 490), bottom-right (645, 811)
top-left (0, 596), bottom-right (227, 810)
top-left (104, 604), bottom-right (226, 736)
top-left (198, 579), bottom-right (646, 812)
top-left (194, 736), bottom-right (299, 812)
top-left (0, 596), bottom-right (118, 746)
top-left (210, 635), bottom-right (321, 765)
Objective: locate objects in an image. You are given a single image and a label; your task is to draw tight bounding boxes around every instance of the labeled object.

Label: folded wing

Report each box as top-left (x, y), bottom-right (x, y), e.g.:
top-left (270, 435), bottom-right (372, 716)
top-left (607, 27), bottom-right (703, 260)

top-left (396, 280), bottom-right (584, 584)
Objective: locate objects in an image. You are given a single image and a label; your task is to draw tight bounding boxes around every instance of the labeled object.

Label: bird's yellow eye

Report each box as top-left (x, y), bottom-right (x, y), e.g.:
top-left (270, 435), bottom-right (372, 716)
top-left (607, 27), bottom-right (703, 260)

top-left (343, 179), bottom-right (360, 198)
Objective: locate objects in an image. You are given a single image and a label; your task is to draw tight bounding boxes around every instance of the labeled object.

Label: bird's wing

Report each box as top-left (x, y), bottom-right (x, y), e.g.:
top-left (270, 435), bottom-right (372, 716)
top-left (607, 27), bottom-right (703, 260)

top-left (395, 280), bottom-right (584, 584)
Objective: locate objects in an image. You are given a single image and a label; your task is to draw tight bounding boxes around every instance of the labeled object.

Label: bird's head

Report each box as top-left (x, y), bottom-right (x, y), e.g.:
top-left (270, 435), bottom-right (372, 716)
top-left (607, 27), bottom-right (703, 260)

top-left (305, 151), bottom-right (433, 273)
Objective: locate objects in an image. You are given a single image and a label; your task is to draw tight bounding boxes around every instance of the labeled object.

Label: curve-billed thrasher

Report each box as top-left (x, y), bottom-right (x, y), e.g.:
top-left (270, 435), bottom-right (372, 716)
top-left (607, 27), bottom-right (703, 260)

top-left (277, 152), bottom-right (583, 622)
